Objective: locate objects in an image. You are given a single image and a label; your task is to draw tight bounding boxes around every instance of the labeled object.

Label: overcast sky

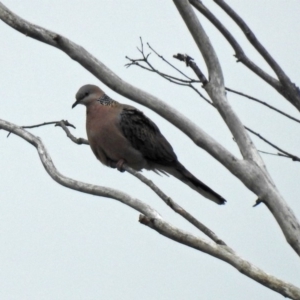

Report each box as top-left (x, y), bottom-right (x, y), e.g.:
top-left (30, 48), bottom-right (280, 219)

top-left (1, 1), bottom-right (300, 299)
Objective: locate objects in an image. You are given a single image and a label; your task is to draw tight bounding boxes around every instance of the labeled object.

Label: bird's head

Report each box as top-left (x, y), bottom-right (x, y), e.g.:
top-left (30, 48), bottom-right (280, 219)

top-left (72, 84), bottom-right (104, 108)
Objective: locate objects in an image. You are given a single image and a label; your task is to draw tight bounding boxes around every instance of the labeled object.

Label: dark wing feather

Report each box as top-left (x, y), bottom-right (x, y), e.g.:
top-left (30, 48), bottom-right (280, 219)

top-left (120, 107), bottom-right (177, 165)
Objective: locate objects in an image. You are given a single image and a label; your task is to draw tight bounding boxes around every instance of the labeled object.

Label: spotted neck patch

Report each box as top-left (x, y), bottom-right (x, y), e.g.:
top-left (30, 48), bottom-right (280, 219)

top-left (97, 94), bottom-right (116, 106)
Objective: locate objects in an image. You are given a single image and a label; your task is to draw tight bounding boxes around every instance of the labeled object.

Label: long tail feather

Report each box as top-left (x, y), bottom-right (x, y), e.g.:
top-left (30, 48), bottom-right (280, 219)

top-left (161, 162), bottom-right (226, 205)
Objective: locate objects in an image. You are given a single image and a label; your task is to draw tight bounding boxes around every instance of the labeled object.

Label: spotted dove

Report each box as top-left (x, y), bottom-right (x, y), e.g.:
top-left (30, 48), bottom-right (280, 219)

top-left (72, 84), bottom-right (226, 205)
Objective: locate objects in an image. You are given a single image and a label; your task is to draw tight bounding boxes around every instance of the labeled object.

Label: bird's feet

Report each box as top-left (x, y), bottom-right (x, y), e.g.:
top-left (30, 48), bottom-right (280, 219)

top-left (116, 159), bottom-right (126, 172)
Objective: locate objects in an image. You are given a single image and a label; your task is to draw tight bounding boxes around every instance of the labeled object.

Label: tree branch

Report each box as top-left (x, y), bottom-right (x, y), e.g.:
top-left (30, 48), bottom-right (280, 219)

top-left (173, 0), bottom-right (267, 166)
top-left (189, 0), bottom-right (283, 92)
top-left (170, 56), bottom-right (300, 161)
top-left (126, 41), bottom-right (213, 104)
top-left (124, 166), bottom-right (227, 245)
top-left (1, 118), bottom-right (160, 218)
top-left (22, 120), bottom-right (76, 129)
top-left (57, 120), bottom-right (89, 145)
top-left (211, 0), bottom-right (300, 111)
top-left (1, 117), bottom-right (300, 298)
top-left (226, 88), bottom-right (300, 124)
top-left (246, 127), bottom-right (300, 162)
top-left (139, 215), bottom-right (300, 300)
top-left (173, 53), bottom-right (208, 85)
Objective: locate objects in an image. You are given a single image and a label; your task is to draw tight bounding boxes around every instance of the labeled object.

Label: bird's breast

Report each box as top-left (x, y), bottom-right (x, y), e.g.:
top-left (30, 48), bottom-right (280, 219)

top-left (85, 104), bottom-right (147, 170)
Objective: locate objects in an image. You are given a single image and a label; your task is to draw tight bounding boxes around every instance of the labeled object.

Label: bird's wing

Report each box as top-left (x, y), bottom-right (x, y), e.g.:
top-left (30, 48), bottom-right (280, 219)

top-left (119, 106), bottom-right (177, 165)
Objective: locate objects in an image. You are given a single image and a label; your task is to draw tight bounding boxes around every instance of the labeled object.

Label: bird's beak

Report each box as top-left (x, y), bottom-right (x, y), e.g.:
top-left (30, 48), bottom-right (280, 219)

top-left (72, 100), bottom-right (79, 109)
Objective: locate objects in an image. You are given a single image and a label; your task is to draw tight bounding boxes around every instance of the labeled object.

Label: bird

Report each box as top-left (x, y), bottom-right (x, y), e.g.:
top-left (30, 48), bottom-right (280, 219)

top-left (72, 84), bottom-right (226, 205)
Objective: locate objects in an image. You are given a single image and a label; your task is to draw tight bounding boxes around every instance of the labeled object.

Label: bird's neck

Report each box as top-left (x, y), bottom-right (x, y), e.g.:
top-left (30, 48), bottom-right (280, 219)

top-left (97, 94), bottom-right (117, 106)
top-left (86, 100), bottom-right (118, 116)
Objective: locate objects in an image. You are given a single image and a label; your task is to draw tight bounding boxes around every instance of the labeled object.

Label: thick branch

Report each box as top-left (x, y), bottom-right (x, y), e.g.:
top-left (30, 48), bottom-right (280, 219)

top-left (212, 0), bottom-right (300, 111)
top-left (139, 216), bottom-right (300, 300)
top-left (212, 0), bottom-right (286, 83)
top-left (172, 0), bottom-right (264, 165)
top-left (189, 0), bottom-right (283, 92)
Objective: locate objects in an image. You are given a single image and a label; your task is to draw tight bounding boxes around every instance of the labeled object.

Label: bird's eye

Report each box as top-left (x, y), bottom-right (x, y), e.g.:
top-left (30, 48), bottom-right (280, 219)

top-left (85, 92), bottom-right (89, 96)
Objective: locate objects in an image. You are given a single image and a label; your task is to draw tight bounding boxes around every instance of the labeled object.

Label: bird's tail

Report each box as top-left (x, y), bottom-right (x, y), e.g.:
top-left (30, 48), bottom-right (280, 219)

top-left (162, 162), bottom-right (226, 205)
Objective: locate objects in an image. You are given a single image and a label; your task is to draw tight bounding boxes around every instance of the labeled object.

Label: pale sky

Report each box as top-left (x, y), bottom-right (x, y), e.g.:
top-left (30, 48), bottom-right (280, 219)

top-left (1, 1), bottom-right (300, 299)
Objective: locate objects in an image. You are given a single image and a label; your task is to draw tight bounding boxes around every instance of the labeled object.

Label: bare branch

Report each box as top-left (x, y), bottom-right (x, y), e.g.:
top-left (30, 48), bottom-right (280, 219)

top-left (22, 120), bottom-right (76, 129)
top-left (246, 127), bottom-right (300, 162)
top-left (189, 0), bottom-right (282, 92)
top-left (125, 56), bottom-right (194, 85)
top-left (258, 150), bottom-right (292, 160)
top-left (126, 44), bottom-right (213, 104)
top-left (171, 55), bottom-right (300, 160)
top-left (173, 0), bottom-right (263, 164)
top-left (57, 120), bottom-right (89, 145)
top-left (226, 88), bottom-right (300, 124)
top-left (139, 215), bottom-right (300, 300)
top-left (0, 118), bottom-right (161, 219)
top-left (147, 42), bottom-right (195, 80)
top-left (211, 0), bottom-right (285, 81)
top-left (211, 0), bottom-right (300, 111)
top-left (173, 53), bottom-right (208, 84)
top-left (126, 38), bottom-right (200, 85)
top-left (19, 120), bottom-right (89, 145)
top-left (124, 166), bottom-right (226, 245)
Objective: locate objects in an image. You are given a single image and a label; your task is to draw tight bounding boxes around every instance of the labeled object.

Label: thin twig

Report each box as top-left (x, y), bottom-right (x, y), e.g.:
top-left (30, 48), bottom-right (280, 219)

top-left (126, 42), bottom-right (213, 105)
top-left (57, 121), bottom-right (89, 145)
top-left (246, 127), bottom-right (300, 162)
top-left (147, 42), bottom-right (194, 80)
top-left (20, 120), bottom-right (89, 145)
top-left (226, 88), bottom-right (300, 124)
top-left (22, 120), bottom-right (76, 129)
top-left (6, 120), bottom-right (76, 138)
top-left (125, 58), bottom-right (196, 84)
top-left (173, 53), bottom-right (208, 85)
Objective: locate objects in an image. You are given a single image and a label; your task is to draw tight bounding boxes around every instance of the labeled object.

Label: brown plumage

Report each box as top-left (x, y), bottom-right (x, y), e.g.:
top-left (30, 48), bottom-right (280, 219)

top-left (72, 84), bottom-right (226, 205)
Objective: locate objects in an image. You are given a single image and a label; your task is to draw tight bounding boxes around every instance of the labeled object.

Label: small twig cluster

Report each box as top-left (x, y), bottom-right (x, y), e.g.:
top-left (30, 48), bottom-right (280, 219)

top-left (126, 38), bottom-right (212, 105)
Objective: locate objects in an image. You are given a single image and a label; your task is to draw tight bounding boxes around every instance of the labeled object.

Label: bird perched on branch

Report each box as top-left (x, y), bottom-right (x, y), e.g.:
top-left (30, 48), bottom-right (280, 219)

top-left (72, 84), bottom-right (226, 205)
